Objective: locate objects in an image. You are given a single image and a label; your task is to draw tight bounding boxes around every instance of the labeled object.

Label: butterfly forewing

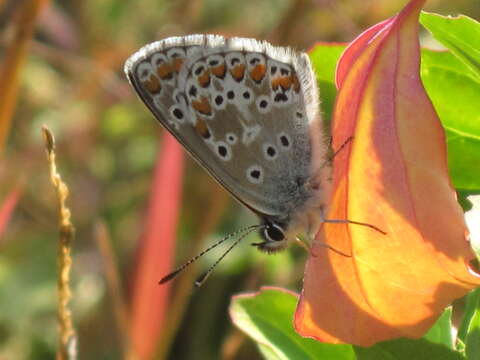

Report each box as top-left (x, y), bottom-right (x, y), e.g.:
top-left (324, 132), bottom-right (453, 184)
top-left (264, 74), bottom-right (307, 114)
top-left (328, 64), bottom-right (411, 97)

top-left (125, 35), bottom-right (325, 219)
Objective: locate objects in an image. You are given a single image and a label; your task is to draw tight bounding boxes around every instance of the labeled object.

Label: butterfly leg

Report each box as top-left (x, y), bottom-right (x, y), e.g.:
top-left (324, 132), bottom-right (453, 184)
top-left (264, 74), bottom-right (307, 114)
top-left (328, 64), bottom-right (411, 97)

top-left (320, 136), bottom-right (354, 170)
top-left (330, 136), bottom-right (353, 161)
top-left (305, 235), bottom-right (351, 257)
top-left (323, 218), bottom-right (387, 235)
top-left (313, 241), bottom-right (352, 257)
top-left (301, 212), bottom-right (352, 257)
top-left (294, 236), bottom-right (310, 252)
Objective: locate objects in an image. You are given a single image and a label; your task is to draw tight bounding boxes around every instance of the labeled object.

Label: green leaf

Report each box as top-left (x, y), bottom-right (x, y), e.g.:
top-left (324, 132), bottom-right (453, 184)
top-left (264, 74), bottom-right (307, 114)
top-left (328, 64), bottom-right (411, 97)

top-left (258, 344), bottom-right (283, 360)
top-left (309, 43), bottom-right (480, 191)
top-left (354, 338), bottom-right (464, 360)
top-left (465, 196), bottom-right (480, 259)
top-left (308, 44), bottom-right (345, 123)
top-left (420, 12), bottom-right (480, 80)
top-left (466, 287), bottom-right (480, 359)
top-left (458, 290), bottom-right (480, 344)
top-left (420, 49), bottom-right (480, 191)
top-left (229, 287), bottom-right (355, 360)
top-left (424, 308), bottom-right (454, 348)
top-left (458, 191), bottom-right (475, 212)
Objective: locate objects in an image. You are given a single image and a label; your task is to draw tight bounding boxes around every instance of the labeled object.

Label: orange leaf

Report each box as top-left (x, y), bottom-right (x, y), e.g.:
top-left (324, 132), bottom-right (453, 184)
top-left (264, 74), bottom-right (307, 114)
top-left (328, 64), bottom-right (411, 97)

top-left (295, 0), bottom-right (480, 346)
top-left (130, 132), bottom-right (184, 359)
top-left (335, 17), bottom-right (395, 89)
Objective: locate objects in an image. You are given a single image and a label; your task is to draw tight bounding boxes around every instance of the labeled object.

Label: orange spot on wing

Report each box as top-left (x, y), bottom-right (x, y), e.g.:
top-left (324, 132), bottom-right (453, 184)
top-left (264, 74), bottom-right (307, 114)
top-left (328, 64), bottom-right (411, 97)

top-left (211, 64), bottom-right (226, 78)
top-left (250, 64), bottom-right (266, 83)
top-left (192, 96), bottom-right (212, 116)
top-left (230, 64), bottom-right (246, 81)
top-left (142, 75), bottom-right (161, 94)
top-left (198, 70), bottom-right (211, 87)
top-left (157, 63), bottom-right (173, 80)
top-left (271, 76), bottom-right (292, 91)
top-left (291, 74), bottom-right (300, 93)
top-left (195, 118), bottom-right (211, 139)
top-left (172, 58), bottom-right (184, 72)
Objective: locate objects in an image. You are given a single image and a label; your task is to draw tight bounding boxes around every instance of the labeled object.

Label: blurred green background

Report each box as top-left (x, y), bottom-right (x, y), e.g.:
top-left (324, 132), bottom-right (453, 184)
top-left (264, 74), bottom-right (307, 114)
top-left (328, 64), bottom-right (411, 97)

top-left (0, 0), bottom-right (479, 359)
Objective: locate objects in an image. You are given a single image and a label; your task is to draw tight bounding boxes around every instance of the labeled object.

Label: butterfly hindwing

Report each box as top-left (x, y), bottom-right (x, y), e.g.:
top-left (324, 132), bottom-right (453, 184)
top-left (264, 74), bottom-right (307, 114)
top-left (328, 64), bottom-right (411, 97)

top-left (125, 35), bottom-right (326, 218)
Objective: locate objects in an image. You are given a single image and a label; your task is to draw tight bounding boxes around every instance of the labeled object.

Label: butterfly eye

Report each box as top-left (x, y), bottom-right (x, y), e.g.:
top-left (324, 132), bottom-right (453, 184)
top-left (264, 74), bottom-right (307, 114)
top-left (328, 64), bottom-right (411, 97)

top-left (264, 223), bottom-right (285, 242)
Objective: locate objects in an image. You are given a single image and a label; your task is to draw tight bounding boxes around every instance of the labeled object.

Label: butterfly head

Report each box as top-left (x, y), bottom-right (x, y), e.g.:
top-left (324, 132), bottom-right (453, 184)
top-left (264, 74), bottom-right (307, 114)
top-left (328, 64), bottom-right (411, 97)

top-left (252, 218), bottom-right (289, 253)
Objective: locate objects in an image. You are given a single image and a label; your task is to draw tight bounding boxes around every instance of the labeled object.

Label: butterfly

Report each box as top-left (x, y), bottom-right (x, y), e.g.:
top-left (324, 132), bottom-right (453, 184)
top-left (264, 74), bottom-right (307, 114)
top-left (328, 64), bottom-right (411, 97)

top-left (124, 35), bottom-right (381, 285)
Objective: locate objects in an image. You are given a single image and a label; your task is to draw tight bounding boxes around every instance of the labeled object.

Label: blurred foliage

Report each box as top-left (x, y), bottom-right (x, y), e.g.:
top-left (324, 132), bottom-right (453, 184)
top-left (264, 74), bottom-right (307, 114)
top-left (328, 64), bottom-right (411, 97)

top-left (0, 0), bottom-right (479, 359)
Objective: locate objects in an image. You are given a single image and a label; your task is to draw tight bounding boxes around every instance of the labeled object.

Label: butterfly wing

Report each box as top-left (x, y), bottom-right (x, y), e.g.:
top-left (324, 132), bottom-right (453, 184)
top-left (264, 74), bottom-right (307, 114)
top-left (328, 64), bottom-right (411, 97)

top-left (125, 35), bottom-right (327, 218)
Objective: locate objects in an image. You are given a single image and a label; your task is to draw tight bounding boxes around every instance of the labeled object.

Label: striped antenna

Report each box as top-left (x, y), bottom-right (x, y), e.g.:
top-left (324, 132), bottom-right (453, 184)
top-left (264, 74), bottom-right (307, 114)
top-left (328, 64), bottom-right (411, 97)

top-left (194, 225), bottom-right (261, 287)
top-left (159, 224), bottom-right (262, 285)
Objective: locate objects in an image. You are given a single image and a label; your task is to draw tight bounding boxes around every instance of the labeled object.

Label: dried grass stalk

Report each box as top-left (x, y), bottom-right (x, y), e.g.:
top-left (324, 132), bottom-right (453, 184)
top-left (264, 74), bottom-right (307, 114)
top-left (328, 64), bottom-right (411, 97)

top-left (42, 126), bottom-right (77, 360)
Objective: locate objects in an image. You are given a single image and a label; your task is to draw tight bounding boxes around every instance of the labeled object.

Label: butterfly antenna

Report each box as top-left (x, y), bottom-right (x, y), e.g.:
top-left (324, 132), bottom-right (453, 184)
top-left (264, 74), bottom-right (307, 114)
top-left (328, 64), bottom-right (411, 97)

top-left (159, 224), bottom-right (262, 285)
top-left (194, 226), bottom-right (262, 287)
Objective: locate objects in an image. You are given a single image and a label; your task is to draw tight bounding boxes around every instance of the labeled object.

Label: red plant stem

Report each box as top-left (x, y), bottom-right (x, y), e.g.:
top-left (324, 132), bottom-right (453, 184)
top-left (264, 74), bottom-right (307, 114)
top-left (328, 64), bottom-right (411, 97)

top-left (129, 132), bottom-right (184, 360)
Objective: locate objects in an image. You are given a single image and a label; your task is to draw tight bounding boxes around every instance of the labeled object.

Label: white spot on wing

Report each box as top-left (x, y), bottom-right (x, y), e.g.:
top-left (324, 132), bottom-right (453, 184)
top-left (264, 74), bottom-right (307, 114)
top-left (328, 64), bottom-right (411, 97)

top-left (212, 92), bottom-right (227, 110)
top-left (246, 165), bottom-right (264, 184)
top-left (256, 95), bottom-right (271, 114)
top-left (263, 143), bottom-right (278, 160)
top-left (136, 62), bottom-right (154, 81)
top-left (214, 141), bottom-right (232, 161)
top-left (167, 47), bottom-right (186, 60)
top-left (226, 132), bottom-right (238, 145)
top-left (242, 125), bottom-right (261, 145)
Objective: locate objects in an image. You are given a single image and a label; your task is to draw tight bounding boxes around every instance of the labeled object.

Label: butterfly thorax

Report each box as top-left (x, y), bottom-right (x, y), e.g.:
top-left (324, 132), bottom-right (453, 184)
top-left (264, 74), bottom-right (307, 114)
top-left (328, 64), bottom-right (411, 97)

top-left (254, 163), bottom-right (332, 253)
